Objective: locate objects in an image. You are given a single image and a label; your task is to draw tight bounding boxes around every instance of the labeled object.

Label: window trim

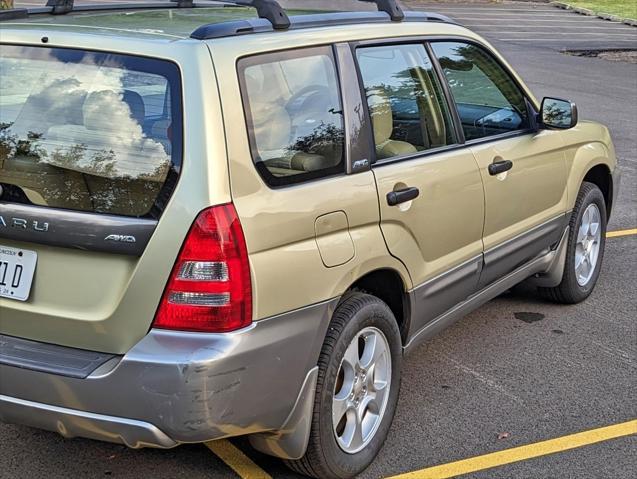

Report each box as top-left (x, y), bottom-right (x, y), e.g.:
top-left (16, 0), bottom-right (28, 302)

top-left (349, 35), bottom-right (540, 167)
top-left (236, 45), bottom-right (348, 188)
top-left (425, 42), bottom-right (466, 144)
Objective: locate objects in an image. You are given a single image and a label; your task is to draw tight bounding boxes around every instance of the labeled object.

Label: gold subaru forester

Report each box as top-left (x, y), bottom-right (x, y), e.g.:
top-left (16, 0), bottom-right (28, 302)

top-left (0, 1), bottom-right (620, 477)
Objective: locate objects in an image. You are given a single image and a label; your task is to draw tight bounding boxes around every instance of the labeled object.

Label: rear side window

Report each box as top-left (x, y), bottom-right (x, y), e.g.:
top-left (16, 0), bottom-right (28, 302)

top-left (0, 46), bottom-right (182, 218)
top-left (239, 46), bottom-right (344, 187)
top-left (431, 42), bottom-right (531, 141)
top-left (356, 44), bottom-right (457, 161)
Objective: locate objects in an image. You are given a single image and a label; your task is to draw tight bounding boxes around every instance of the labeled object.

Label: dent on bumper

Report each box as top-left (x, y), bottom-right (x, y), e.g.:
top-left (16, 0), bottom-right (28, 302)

top-left (0, 299), bottom-right (335, 448)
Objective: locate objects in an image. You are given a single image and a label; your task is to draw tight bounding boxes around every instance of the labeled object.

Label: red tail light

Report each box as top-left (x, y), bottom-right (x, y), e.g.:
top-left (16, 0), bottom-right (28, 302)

top-left (153, 204), bottom-right (252, 333)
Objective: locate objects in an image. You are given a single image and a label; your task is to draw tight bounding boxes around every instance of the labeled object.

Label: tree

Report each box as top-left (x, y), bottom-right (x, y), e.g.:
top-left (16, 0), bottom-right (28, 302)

top-left (1, 0), bottom-right (14, 10)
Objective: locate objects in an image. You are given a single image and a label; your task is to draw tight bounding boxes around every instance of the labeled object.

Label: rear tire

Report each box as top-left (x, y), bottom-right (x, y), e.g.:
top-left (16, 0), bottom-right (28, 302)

top-left (285, 292), bottom-right (402, 479)
top-left (539, 181), bottom-right (607, 304)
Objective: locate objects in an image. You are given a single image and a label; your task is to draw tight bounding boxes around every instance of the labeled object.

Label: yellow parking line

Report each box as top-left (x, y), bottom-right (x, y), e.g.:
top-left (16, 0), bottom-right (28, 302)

top-left (607, 228), bottom-right (637, 238)
top-left (206, 440), bottom-right (272, 479)
top-left (386, 419), bottom-right (637, 479)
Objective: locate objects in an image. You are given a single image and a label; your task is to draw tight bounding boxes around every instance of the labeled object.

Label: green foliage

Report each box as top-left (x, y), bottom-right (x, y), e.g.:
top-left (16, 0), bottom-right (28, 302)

top-left (563, 1), bottom-right (637, 20)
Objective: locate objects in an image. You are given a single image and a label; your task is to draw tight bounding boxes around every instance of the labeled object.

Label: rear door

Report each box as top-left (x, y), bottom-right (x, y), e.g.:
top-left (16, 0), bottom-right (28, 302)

top-left (354, 41), bottom-right (485, 331)
top-left (430, 41), bottom-right (569, 287)
top-left (0, 44), bottom-right (191, 353)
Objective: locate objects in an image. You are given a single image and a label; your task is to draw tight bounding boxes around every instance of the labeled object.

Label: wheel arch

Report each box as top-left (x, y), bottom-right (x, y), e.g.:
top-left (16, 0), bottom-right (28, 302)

top-left (341, 268), bottom-right (411, 345)
top-left (582, 163), bottom-right (613, 218)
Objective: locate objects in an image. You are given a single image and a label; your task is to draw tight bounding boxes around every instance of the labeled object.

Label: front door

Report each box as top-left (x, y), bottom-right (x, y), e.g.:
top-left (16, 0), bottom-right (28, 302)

top-left (355, 42), bottom-right (485, 330)
top-left (430, 41), bottom-right (569, 287)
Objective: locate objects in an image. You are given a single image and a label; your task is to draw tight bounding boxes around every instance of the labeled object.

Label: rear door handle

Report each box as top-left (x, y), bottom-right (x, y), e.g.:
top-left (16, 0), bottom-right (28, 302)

top-left (488, 159), bottom-right (513, 176)
top-left (387, 187), bottom-right (420, 206)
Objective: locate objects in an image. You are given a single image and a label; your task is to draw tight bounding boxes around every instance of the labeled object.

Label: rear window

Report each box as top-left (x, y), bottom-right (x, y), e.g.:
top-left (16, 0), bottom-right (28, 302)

top-left (0, 46), bottom-right (182, 218)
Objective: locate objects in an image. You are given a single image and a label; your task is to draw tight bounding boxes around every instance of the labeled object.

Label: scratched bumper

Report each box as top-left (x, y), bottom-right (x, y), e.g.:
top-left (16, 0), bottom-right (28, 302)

top-left (0, 300), bottom-right (335, 448)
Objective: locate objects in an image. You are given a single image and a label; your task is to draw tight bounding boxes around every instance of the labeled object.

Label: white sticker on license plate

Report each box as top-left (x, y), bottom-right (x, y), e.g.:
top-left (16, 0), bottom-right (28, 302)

top-left (0, 245), bottom-right (37, 301)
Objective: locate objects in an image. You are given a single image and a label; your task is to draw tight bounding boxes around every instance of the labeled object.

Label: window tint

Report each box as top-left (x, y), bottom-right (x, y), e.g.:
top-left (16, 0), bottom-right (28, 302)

top-left (356, 44), bottom-right (456, 161)
top-left (239, 47), bottom-right (344, 186)
top-left (0, 46), bottom-right (181, 218)
top-left (431, 42), bottom-right (531, 141)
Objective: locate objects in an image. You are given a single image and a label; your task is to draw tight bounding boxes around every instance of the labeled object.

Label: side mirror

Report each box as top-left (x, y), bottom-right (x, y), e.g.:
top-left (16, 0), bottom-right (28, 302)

top-left (540, 97), bottom-right (578, 129)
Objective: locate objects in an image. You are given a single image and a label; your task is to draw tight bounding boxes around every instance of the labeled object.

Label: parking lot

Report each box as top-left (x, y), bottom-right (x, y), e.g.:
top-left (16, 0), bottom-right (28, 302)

top-left (2, 1), bottom-right (636, 478)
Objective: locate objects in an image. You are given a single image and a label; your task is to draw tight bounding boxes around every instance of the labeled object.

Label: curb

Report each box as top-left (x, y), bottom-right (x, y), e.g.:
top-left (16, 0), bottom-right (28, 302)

top-left (550, 1), bottom-right (637, 27)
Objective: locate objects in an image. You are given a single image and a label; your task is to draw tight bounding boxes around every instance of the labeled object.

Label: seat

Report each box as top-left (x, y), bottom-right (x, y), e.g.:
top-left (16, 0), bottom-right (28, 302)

top-left (367, 90), bottom-right (418, 160)
top-left (250, 96), bottom-right (338, 175)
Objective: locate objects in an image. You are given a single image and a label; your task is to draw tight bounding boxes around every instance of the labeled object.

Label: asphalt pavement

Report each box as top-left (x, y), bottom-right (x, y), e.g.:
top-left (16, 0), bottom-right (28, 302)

top-left (2, 1), bottom-right (636, 479)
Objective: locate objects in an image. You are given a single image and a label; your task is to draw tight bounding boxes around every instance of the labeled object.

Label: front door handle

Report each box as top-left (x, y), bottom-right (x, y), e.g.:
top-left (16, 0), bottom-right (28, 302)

top-left (488, 159), bottom-right (513, 176)
top-left (387, 187), bottom-right (420, 206)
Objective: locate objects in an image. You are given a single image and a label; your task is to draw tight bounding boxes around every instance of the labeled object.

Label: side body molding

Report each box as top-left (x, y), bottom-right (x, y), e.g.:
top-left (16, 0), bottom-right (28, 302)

top-left (405, 226), bottom-right (569, 353)
top-left (404, 217), bottom-right (570, 350)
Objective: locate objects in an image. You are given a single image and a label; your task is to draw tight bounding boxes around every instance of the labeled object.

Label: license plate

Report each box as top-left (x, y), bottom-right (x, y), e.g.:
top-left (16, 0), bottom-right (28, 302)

top-left (0, 245), bottom-right (37, 301)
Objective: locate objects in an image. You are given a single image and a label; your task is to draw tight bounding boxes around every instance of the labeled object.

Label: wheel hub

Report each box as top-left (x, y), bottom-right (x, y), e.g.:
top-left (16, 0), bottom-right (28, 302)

top-left (332, 327), bottom-right (391, 454)
top-left (575, 203), bottom-right (602, 286)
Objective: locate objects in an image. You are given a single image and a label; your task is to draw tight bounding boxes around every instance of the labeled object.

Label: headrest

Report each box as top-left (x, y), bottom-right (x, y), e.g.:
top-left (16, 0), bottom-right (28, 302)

top-left (250, 101), bottom-right (291, 152)
top-left (83, 90), bottom-right (145, 131)
top-left (122, 90), bottom-right (146, 125)
top-left (367, 89), bottom-right (393, 144)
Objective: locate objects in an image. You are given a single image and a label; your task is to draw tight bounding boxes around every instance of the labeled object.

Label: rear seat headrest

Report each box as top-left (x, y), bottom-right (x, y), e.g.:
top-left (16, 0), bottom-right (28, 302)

top-left (83, 89), bottom-right (145, 131)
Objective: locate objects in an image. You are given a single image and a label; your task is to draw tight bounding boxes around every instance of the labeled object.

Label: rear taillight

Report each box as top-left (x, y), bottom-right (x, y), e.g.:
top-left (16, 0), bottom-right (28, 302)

top-left (153, 204), bottom-right (252, 333)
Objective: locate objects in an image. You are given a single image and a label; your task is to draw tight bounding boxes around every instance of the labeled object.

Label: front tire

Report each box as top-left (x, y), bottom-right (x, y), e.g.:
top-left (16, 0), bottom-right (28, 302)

top-left (285, 293), bottom-right (402, 479)
top-left (539, 181), bottom-right (607, 304)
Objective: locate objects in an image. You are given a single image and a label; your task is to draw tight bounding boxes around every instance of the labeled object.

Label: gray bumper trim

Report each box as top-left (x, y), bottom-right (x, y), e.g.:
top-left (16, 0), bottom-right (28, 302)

top-left (0, 394), bottom-right (177, 449)
top-left (0, 299), bottom-right (336, 447)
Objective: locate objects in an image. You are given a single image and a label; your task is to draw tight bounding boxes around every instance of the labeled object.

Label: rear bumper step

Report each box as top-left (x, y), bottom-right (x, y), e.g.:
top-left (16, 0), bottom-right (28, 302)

top-left (0, 334), bottom-right (115, 379)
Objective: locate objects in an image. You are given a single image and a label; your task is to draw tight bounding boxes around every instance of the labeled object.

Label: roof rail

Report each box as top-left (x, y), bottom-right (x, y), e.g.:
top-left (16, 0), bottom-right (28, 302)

top-left (0, 8), bottom-right (28, 20)
top-left (191, 10), bottom-right (456, 40)
top-left (1, 1), bottom-right (204, 20)
top-left (359, 0), bottom-right (404, 22)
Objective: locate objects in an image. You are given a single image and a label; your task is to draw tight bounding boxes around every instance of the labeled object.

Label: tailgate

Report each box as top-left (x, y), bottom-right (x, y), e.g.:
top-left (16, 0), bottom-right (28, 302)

top-left (0, 44), bottom-right (183, 354)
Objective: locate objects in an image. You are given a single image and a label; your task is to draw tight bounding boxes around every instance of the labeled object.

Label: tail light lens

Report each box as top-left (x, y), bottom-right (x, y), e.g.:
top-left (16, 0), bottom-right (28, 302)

top-left (153, 204), bottom-right (252, 333)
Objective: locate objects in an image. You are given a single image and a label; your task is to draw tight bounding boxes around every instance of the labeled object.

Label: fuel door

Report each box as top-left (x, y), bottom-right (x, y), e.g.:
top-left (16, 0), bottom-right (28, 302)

top-left (314, 211), bottom-right (355, 268)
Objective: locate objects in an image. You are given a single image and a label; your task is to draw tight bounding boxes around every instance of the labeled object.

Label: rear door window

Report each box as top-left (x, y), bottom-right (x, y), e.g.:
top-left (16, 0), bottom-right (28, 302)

top-left (238, 46), bottom-right (345, 186)
top-left (0, 46), bottom-right (182, 217)
top-left (356, 43), bottom-right (457, 161)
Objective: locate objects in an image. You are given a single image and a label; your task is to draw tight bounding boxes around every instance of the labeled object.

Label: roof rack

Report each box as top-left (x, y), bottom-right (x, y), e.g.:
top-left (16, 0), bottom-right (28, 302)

top-left (360, 0), bottom-right (404, 22)
top-left (46, 0), bottom-right (73, 15)
top-left (221, 0), bottom-right (290, 30)
top-left (191, 10), bottom-right (455, 40)
top-left (1, 0), bottom-right (456, 39)
top-left (0, 1), bottom-right (209, 20)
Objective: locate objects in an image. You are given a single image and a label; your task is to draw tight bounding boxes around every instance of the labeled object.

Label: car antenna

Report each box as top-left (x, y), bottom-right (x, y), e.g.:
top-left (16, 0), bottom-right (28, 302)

top-left (359, 0), bottom-right (405, 22)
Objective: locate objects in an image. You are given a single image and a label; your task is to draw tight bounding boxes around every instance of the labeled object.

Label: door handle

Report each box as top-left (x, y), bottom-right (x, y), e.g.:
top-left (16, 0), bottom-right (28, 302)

top-left (387, 187), bottom-right (420, 206)
top-left (488, 159), bottom-right (513, 176)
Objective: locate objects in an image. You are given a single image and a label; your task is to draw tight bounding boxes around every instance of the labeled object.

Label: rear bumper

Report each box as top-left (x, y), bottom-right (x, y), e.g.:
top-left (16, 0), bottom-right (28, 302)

top-left (0, 300), bottom-right (335, 448)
